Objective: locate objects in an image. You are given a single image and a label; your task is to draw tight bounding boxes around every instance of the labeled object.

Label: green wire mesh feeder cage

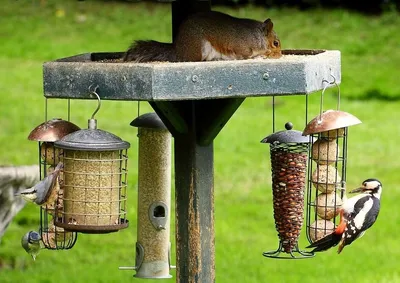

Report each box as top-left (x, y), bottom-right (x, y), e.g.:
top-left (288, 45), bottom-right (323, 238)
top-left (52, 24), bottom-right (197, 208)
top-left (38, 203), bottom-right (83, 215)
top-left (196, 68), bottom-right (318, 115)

top-left (261, 122), bottom-right (314, 259)
top-left (303, 81), bottom-right (362, 246)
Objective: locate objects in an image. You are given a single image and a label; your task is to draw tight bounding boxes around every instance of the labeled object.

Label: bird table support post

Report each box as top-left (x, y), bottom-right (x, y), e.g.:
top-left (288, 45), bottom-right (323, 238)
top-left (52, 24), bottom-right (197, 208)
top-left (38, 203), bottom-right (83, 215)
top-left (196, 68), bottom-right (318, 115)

top-left (150, 98), bottom-right (244, 283)
top-left (174, 134), bottom-right (214, 282)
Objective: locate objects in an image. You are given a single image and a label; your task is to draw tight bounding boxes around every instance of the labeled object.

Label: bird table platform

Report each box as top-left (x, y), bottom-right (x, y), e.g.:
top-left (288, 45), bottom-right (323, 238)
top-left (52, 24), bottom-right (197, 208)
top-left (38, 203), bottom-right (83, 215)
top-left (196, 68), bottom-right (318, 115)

top-left (42, 49), bottom-right (341, 282)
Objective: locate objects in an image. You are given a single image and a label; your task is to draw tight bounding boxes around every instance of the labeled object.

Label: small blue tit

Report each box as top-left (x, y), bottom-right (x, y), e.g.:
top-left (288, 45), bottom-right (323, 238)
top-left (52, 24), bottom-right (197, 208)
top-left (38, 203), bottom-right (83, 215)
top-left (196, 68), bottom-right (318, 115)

top-left (16, 162), bottom-right (63, 205)
top-left (21, 231), bottom-right (42, 261)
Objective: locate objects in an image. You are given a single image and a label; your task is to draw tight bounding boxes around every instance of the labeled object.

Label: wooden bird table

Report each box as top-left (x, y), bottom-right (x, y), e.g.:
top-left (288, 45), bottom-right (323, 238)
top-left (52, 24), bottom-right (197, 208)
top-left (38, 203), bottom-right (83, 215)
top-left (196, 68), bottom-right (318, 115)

top-left (43, 46), bottom-right (340, 282)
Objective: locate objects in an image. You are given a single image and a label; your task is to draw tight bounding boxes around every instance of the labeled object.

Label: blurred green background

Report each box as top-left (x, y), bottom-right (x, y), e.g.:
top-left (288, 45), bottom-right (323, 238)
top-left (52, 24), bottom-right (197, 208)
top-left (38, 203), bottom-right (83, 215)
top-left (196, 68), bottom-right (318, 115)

top-left (1, 1), bottom-right (399, 282)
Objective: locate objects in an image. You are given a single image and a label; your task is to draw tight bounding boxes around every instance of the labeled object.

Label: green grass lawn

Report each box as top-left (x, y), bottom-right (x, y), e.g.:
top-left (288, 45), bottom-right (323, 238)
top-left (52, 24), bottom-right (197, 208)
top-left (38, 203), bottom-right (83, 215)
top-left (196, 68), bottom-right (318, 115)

top-left (1, 1), bottom-right (400, 282)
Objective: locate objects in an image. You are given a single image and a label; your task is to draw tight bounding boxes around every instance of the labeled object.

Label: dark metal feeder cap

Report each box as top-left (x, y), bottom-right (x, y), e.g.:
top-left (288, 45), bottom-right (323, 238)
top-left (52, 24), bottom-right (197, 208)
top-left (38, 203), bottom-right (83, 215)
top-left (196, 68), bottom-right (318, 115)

top-left (261, 122), bottom-right (310, 144)
top-left (55, 128), bottom-right (130, 151)
top-left (130, 112), bottom-right (167, 130)
top-left (28, 118), bottom-right (81, 142)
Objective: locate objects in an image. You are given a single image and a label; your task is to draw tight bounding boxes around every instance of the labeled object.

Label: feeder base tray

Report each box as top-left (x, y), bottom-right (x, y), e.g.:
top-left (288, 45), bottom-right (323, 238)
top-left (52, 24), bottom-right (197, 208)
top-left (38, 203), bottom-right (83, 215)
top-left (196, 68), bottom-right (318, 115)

top-left (54, 219), bottom-right (129, 234)
top-left (263, 242), bottom-right (314, 259)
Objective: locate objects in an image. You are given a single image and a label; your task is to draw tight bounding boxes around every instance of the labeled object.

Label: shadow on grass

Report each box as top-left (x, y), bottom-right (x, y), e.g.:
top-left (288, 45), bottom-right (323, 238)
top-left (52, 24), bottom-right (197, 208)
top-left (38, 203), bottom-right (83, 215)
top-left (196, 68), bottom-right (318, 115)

top-left (345, 89), bottom-right (400, 101)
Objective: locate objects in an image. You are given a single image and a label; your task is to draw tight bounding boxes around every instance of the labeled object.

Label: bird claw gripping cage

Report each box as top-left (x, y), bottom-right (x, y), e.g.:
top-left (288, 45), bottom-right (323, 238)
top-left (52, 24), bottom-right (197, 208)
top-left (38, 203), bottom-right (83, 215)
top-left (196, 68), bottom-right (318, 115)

top-left (303, 79), bottom-right (361, 245)
top-left (28, 118), bottom-right (80, 249)
top-left (261, 122), bottom-right (314, 259)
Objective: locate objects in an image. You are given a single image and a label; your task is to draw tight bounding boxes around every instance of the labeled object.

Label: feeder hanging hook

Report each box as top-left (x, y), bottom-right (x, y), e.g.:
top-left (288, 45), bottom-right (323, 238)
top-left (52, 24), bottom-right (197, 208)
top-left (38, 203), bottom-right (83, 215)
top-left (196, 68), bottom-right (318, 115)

top-left (88, 84), bottom-right (101, 129)
top-left (319, 75), bottom-right (340, 123)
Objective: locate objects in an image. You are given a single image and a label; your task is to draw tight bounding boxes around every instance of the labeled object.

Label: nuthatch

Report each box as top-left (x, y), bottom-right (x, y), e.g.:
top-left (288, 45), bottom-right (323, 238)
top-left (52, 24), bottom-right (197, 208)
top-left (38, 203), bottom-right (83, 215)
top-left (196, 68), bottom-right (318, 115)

top-left (21, 231), bottom-right (42, 261)
top-left (16, 162), bottom-right (63, 206)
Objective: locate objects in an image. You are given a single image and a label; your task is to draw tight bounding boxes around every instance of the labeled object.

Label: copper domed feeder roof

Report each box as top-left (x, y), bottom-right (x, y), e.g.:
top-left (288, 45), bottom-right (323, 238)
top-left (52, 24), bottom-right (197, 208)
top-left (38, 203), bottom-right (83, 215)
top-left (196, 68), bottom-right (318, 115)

top-left (28, 118), bottom-right (81, 142)
top-left (302, 109), bottom-right (361, 136)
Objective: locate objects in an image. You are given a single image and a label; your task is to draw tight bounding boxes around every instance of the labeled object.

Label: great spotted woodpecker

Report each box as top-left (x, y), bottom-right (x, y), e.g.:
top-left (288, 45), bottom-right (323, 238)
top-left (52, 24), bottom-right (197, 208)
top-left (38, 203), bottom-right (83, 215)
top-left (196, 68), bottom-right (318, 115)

top-left (307, 178), bottom-right (382, 254)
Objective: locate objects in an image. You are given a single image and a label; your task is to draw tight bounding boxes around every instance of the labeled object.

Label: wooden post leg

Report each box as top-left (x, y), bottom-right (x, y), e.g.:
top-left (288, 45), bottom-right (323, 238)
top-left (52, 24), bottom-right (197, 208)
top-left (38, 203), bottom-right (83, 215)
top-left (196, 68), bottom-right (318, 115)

top-left (174, 134), bottom-right (215, 283)
top-left (149, 99), bottom-right (243, 283)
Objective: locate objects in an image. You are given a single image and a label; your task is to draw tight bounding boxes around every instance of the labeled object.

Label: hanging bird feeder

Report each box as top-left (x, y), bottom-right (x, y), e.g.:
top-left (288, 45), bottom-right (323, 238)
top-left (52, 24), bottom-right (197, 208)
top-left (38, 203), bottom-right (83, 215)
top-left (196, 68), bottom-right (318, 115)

top-left (119, 112), bottom-right (175, 278)
top-left (261, 122), bottom-right (314, 259)
top-left (54, 92), bottom-right (130, 233)
top-left (303, 79), bottom-right (361, 244)
top-left (28, 118), bottom-right (80, 249)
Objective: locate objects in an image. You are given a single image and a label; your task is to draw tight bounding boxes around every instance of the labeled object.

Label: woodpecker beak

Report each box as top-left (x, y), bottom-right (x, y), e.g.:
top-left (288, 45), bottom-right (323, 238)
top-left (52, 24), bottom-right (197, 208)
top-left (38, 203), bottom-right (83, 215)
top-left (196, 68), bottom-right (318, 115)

top-left (349, 187), bottom-right (365, 194)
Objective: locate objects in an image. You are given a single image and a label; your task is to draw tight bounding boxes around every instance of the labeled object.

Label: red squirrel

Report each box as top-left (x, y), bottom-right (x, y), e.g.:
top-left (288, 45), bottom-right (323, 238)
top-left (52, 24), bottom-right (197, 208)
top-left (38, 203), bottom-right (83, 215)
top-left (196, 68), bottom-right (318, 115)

top-left (123, 11), bottom-right (282, 62)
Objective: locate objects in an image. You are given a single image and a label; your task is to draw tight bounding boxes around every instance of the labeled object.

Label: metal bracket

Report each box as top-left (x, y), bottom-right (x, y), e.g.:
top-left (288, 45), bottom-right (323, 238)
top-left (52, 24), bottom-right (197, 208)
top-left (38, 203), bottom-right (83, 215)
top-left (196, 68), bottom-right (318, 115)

top-left (169, 242), bottom-right (176, 270)
top-left (118, 242), bottom-right (144, 271)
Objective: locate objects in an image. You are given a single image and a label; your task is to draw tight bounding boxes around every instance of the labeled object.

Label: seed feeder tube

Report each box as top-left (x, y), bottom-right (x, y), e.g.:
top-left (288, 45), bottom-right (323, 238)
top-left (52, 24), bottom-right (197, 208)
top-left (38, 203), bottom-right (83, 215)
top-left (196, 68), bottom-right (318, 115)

top-left (119, 112), bottom-right (174, 278)
top-left (28, 118), bottom-right (80, 249)
top-left (54, 95), bottom-right (130, 233)
top-left (303, 109), bottom-right (361, 245)
top-left (261, 122), bottom-right (314, 259)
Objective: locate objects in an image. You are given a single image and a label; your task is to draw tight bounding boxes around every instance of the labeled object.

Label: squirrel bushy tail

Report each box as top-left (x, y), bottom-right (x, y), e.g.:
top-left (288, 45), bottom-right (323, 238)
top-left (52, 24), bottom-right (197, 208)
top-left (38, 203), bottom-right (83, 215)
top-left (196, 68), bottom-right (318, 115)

top-left (123, 40), bottom-right (176, 62)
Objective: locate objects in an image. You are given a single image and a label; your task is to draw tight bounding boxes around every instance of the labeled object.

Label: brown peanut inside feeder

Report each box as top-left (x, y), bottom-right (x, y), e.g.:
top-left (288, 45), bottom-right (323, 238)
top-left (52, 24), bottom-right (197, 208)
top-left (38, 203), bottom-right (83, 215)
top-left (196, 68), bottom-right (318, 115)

top-left (54, 118), bottom-right (130, 233)
top-left (261, 122), bottom-right (313, 259)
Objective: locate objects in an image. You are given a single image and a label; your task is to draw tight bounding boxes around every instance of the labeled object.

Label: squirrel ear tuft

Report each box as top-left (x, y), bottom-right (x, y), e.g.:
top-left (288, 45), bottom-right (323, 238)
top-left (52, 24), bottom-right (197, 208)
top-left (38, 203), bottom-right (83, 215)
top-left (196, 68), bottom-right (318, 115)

top-left (263, 18), bottom-right (274, 33)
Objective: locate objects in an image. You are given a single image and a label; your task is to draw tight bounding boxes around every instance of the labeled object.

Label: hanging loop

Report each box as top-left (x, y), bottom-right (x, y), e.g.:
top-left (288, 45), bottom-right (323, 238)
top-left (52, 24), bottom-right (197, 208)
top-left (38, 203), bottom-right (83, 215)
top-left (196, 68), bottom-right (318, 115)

top-left (319, 75), bottom-right (340, 122)
top-left (88, 84), bottom-right (101, 119)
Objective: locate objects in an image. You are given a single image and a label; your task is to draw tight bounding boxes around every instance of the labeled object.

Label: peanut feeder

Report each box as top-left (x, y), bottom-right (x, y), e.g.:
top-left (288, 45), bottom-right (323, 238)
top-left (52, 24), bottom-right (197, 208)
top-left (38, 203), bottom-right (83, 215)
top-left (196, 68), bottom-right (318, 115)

top-left (28, 118), bottom-right (80, 249)
top-left (54, 117), bottom-right (130, 233)
top-left (303, 109), bottom-right (361, 244)
top-left (261, 122), bottom-right (313, 259)
top-left (119, 112), bottom-right (174, 278)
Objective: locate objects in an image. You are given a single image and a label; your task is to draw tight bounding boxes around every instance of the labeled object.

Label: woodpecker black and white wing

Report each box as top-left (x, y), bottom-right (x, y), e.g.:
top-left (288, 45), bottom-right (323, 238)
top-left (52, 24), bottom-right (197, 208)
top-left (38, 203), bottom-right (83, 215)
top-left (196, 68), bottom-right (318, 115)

top-left (342, 196), bottom-right (380, 246)
top-left (337, 195), bottom-right (380, 254)
top-left (306, 232), bottom-right (342, 253)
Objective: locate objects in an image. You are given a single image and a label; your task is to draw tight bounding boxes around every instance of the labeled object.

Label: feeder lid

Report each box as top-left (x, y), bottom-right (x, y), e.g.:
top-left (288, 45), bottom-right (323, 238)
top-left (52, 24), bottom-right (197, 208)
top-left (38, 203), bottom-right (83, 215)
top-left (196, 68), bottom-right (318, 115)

top-left (130, 112), bottom-right (167, 130)
top-left (261, 122), bottom-right (310, 144)
top-left (302, 109), bottom-right (361, 135)
top-left (55, 128), bottom-right (130, 151)
top-left (28, 118), bottom-right (81, 142)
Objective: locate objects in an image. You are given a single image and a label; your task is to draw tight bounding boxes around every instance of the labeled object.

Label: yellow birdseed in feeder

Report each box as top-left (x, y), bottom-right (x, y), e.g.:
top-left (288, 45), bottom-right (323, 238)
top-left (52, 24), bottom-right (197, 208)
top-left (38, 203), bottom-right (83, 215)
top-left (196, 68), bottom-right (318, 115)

top-left (308, 219), bottom-right (335, 242)
top-left (63, 150), bottom-right (121, 226)
top-left (311, 139), bottom-right (338, 165)
top-left (312, 165), bottom-right (341, 193)
top-left (315, 192), bottom-right (343, 220)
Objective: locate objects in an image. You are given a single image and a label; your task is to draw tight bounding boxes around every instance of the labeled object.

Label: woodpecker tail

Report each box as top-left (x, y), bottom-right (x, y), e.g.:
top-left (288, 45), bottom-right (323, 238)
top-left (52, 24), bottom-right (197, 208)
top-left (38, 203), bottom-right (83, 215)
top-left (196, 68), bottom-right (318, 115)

top-left (306, 232), bottom-right (342, 253)
top-left (123, 40), bottom-right (176, 62)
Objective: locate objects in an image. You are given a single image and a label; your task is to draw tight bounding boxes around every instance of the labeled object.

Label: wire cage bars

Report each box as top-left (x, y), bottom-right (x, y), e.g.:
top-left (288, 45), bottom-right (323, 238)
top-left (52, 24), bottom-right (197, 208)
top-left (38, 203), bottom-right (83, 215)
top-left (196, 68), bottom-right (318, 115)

top-left (28, 118), bottom-right (80, 249)
top-left (303, 80), bottom-right (362, 245)
top-left (53, 114), bottom-right (130, 233)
